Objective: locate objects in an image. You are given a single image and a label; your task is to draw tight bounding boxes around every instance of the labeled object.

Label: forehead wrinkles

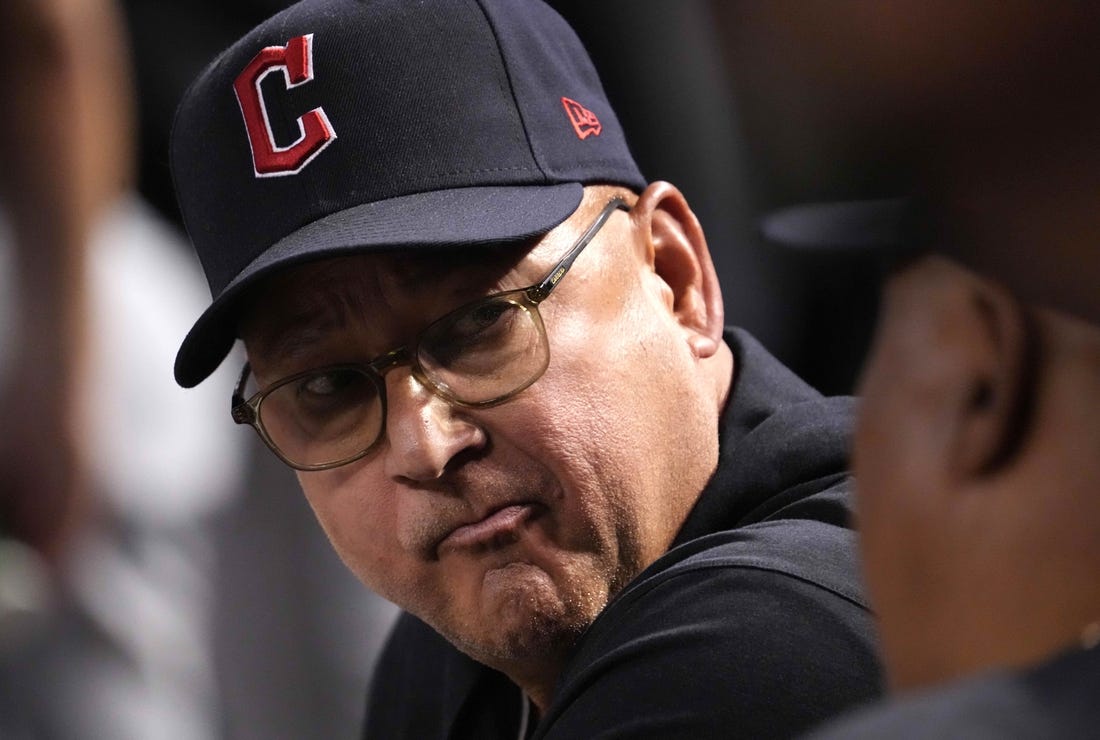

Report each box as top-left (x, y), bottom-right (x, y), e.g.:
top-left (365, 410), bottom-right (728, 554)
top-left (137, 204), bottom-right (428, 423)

top-left (267, 256), bottom-right (454, 342)
top-left (371, 244), bottom-right (536, 313)
top-left (241, 259), bottom-right (387, 367)
top-left (244, 246), bottom-right (534, 361)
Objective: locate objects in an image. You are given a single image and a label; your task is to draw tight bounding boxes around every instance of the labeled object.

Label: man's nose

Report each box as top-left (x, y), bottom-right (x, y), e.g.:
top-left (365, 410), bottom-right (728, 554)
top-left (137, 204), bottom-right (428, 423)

top-left (382, 369), bottom-right (486, 482)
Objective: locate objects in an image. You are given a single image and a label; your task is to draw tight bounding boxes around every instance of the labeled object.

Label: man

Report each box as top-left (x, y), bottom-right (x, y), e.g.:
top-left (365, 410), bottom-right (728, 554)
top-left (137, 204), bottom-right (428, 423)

top-left (737, 3), bottom-right (1100, 736)
top-left (805, 250), bottom-right (1100, 740)
top-left (170, 0), bottom-right (881, 736)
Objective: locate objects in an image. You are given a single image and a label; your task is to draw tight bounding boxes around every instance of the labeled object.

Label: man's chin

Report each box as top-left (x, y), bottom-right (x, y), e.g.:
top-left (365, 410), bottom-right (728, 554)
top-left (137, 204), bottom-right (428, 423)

top-left (443, 561), bottom-right (601, 667)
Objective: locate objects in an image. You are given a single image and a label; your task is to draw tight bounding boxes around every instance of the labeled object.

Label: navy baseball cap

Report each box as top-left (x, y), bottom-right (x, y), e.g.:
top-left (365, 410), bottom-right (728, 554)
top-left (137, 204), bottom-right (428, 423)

top-left (171, 0), bottom-right (645, 387)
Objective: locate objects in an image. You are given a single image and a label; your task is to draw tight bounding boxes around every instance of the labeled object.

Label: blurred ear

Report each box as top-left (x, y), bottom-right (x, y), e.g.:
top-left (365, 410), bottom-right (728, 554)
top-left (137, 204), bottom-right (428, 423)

top-left (630, 181), bottom-right (724, 358)
top-left (864, 257), bottom-right (1034, 483)
top-left (946, 273), bottom-right (1036, 480)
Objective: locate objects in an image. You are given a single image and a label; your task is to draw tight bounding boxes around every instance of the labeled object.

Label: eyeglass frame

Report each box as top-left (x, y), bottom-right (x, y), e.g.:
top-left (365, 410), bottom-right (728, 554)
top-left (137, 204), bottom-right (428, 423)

top-left (230, 196), bottom-right (632, 471)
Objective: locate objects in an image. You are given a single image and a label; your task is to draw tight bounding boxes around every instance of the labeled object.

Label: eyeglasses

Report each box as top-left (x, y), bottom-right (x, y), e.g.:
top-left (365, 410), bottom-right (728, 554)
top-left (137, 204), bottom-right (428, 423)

top-left (231, 197), bottom-right (631, 471)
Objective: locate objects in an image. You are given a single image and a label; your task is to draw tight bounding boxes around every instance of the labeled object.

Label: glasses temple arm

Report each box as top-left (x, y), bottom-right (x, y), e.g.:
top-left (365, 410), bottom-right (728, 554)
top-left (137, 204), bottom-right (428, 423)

top-left (526, 197), bottom-right (629, 303)
top-left (230, 362), bottom-right (256, 425)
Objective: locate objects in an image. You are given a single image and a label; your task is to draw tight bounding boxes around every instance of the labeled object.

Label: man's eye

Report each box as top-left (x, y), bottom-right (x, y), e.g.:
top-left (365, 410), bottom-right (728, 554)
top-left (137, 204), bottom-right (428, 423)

top-left (298, 368), bottom-right (365, 399)
top-left (433, 301), bottom-right (517, 356)
top-left (456, 302), bottom-right (510, 336)
top-left (302, 373), bottom-right (337, 396)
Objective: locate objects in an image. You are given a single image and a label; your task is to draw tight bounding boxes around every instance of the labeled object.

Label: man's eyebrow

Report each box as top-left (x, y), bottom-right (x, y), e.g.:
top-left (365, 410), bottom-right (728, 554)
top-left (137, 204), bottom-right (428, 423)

top-left (246, 245), bottom-right (531, 368)
top-left (248, 301), bottom-right (349, 371)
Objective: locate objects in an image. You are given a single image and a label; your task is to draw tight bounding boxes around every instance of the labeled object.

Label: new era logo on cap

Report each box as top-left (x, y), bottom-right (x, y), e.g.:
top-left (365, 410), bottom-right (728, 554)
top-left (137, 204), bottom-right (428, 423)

top-left (561, 97), bottom-right (602, 139)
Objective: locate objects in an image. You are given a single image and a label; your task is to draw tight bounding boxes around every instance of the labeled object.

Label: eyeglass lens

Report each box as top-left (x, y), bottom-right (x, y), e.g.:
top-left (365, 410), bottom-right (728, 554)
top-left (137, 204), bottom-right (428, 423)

top-left (258, 292), bottom-right (548, 468)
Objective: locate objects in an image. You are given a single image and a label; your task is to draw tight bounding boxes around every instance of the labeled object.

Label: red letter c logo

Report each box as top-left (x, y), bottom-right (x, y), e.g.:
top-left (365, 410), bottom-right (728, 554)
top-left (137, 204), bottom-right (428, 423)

top-left (233, 34), bottom-right (336, 177)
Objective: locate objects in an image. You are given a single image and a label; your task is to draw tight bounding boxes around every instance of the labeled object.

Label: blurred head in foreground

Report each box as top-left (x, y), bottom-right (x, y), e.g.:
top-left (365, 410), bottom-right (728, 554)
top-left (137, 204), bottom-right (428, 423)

top-left (856, 253), bottom-right (1100, 690)
top-left (740, 0), bottom-right (1100, 691)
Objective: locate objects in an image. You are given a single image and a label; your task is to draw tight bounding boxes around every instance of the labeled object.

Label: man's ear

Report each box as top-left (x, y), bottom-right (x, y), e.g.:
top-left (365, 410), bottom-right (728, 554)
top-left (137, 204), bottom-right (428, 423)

top-left (945, 274), bottom-right (1037, 481)
top-left (864, 257), bottom-right (1035, 483)
top-left (630, 181), bottom-right (724, 358)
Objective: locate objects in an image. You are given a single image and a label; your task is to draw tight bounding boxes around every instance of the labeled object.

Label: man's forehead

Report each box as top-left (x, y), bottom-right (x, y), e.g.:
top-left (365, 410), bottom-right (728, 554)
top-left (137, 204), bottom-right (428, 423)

top-left (237, 190), bottom-right (630, 353)
top-left (270, 241), bottom-right (526, 296)
top-left (381, 242), bottom-right (537, 288)
top-left (238, 243), bottom-right (534, 346)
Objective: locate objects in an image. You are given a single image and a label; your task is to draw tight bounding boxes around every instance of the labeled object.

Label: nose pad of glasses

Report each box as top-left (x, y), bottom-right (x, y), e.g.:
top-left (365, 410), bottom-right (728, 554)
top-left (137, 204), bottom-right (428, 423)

top-left (381, 369), bottom-right (487, 481)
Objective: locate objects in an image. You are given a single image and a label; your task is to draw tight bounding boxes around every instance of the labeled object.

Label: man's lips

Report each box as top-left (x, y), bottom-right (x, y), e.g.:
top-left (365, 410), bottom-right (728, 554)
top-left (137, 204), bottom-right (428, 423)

top-left (436, 503), bottom-right (541, 555)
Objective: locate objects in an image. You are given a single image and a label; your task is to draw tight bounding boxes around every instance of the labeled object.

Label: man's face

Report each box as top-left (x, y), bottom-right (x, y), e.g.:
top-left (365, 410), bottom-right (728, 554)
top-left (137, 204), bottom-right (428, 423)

top-left (239, 191), bottom-right (721, 679)
top-left (854, 256), bottom-right (1100, 691)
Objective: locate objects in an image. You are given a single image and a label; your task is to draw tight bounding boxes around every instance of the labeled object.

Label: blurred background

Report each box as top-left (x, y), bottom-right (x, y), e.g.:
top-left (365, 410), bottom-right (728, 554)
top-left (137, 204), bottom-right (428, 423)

top-left (3, 1), bottom-right (1093, 738)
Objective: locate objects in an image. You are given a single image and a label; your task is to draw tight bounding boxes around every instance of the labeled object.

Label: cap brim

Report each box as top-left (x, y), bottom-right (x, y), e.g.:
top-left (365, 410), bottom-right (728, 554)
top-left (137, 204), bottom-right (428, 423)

top-left (174, 183), bottom-right (584, 387)
top-left (759, 198), bottom-right (913, 252)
